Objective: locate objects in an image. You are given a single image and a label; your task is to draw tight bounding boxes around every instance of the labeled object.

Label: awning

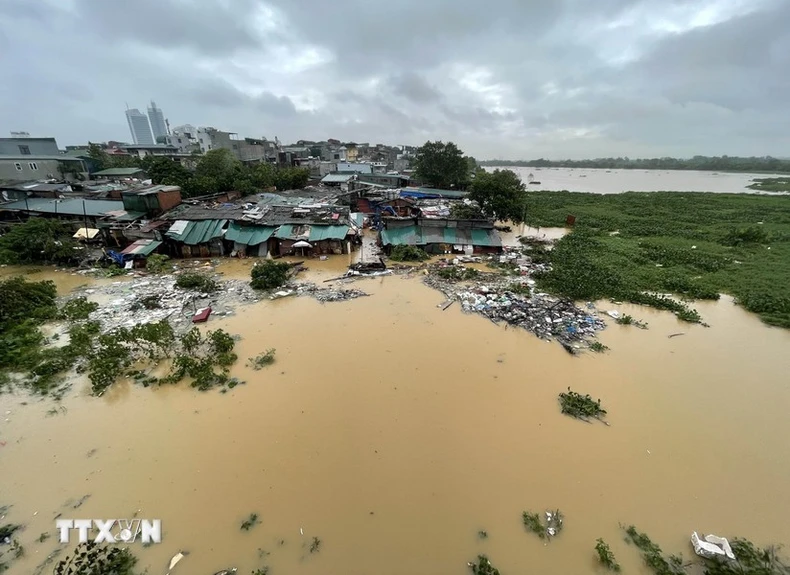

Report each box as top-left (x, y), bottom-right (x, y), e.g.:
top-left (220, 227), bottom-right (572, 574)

top-left (166, 219), bottom-right (227, 245)
top-left (308, 225), bottom-right (350, 242)
top-left (224, 222), bottom-right (276, 246)
top-left (121, 239), bottom-right (162, 257)
top-left (73, 227), bottom-right (100, 239)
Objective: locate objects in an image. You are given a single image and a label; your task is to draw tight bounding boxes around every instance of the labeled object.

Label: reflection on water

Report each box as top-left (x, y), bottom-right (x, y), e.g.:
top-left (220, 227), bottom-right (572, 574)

top-left (1, 272), bottom-right (790, 574)
top-left (489, 166), bottom-right (787, 194)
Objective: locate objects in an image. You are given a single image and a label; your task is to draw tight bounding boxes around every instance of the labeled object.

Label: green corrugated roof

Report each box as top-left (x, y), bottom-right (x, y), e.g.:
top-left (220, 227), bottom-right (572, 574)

top-left (470, 228), bottom-right (502, 247)
top-left (308, 225), bottom-right (349, 241)
top-left (225, 222), bottom-right (276, 245)
top-left (166, 219), bottom-right (227, 245)
top-left (380, 225), bottom-right (423, 246)
top-left (381, 225), bottom-right (501, 247)
top-left (93, 167), bottom-right (145, 176)
top-left (0, 198), bottom-right (126, 217)
top-left (274, 224), bottom-right (294, 239)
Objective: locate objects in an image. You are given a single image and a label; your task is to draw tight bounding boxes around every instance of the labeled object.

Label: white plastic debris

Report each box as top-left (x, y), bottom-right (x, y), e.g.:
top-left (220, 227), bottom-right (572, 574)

top-left (691, 532), bottom-right (735, 560)
top-left (167, 551), bottom-right (185, 573)
top-left (606, 310), bottom-right (621, 319)
top-left (704, 534), bottom-right (736, 560)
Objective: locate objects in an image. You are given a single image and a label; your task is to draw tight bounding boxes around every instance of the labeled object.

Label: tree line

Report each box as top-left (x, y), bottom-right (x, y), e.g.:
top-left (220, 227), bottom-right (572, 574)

top-left (86, 144), bottom-right (309, 198)
top-left (479, 156), bottom-right (790, 173)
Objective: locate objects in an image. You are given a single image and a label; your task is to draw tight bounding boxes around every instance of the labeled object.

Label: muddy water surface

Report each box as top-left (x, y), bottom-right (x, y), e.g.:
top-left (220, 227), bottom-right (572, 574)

top-left (2, 269), bottom-right (790, 575)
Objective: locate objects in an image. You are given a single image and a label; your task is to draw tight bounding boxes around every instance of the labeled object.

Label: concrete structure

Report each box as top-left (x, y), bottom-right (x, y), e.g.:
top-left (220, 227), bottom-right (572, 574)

top-left (124, 144), bottom-right (179, 159)
top-left (0, 136), bottom-right (60, 156)
top-left (336, 162), bottom-right (372, 174)
top-left (147, 101), bottom-right (168, 143)
top-left (0, 156), bottom-right (86, 182)
top-left (125, 108), bottom-right (154, 145)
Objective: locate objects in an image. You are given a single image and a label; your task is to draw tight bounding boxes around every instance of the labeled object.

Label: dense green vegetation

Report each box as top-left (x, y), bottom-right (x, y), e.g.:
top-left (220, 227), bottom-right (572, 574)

top-left (525, 192), bottom-right (790, 328)
top-left (747, 177), bottom-right (790, 192)
top-left (481, 155), bottom-right (790, 173)
top-left (595, 538), bottom-right (621, 572)
top-left (175, 272), bottom-right (219, 292)
top-left (468, 169), bottom-right (527, 223)
top-left (250, 260), bottom-right (291, 290)
top-left (389, 245), bottom-right (430, 262)
top-left (54, 542), bottom-right (139, 575)
top-left (0, 219), bottom-right (82, 265)
top-left (414, 140), bottom-right (477, 189)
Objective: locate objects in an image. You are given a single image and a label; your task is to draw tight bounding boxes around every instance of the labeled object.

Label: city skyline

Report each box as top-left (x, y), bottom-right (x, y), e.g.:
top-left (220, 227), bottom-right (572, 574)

top-left (147, 101), bottom-right (168, 143)
top-left (125, 108), bottom-right (154, 145)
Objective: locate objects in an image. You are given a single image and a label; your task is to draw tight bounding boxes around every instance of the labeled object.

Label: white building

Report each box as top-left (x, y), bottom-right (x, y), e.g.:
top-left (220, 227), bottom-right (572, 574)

top-left (147, 101), bottom-right (168, 143)
top-left (125, 108), bottom-right (154, 145)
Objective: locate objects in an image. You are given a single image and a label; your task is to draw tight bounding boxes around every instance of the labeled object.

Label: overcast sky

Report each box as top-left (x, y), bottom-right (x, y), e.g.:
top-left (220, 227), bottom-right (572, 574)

top-left (1, 0), bottom-right (788, 159)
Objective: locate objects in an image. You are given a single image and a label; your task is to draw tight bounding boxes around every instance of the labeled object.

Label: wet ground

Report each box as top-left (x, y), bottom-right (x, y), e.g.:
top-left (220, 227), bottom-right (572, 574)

top-left (1, 263), bottom-right (790, 574)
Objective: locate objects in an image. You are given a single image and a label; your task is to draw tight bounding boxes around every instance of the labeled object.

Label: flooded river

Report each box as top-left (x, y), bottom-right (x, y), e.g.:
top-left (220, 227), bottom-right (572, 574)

top-left (2, 262), bottom-right (790, 574)
top-left (488, 166), bottom-right (787, 194)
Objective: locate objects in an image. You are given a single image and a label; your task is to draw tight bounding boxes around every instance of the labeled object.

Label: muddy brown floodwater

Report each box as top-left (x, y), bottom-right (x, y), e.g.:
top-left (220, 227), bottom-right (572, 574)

top-left (2, 263), bottom-right (790, 575)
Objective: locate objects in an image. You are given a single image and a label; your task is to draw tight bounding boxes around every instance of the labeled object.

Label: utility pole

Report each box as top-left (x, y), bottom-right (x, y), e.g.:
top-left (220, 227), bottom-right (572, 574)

top-left (82, 199), bottom-right (89, 236)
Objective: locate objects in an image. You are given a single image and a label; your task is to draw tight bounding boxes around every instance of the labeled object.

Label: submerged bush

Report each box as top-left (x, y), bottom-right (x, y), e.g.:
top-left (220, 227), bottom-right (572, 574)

top-left (145, 253), bottom-right (171, 273)
top-left (248, 349), bottom-right (276, 370)
top-left (250, 260), bottom-right (290, 290)
top-left (175, 272), bottom-right (218, 292)
top-left (59, 297), bottom-right (99, 321)
top-left (595, 538), bottom-right (621, 572)
top-left (389, 245), bottom-right (430, 262)
top-left (559, 388), bottom-right (608, 423)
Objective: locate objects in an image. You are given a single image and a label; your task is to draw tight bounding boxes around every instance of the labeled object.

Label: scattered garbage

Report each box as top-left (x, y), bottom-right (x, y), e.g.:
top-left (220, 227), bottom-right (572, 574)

top-left (166, 550), bottom-right (188, 574)
top-left (422, 254), bottom-right (606, 353)
top-left (295, 283), bottom-right (369, 303)
top-left (72, 274), bottom-right (260, 332)
top-left (522, 509), bottom-right (564, 540)
top-left (691, 532), bottom-right (736, 560)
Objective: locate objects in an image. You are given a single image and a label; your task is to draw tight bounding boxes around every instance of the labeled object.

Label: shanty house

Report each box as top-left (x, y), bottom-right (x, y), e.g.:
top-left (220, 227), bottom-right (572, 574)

top-left (224, 222), bottom-right (277, 257)
top-left (271, 223), bottom-right (353, 256)
top-left (165, 219), bottom-right (227, 257)
top-left (121, 185), bottom-right (182, 217)
top-left (379, 218), bottom-right (502, 255)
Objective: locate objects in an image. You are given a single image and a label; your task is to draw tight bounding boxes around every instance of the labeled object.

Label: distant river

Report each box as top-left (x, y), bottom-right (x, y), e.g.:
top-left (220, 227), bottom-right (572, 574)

top-left (486, 166), bottom-right (786, 194)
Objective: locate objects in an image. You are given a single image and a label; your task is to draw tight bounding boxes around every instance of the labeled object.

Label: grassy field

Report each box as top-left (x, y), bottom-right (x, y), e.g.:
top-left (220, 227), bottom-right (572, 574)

top-left (523, 192), bottom-right (790, 328)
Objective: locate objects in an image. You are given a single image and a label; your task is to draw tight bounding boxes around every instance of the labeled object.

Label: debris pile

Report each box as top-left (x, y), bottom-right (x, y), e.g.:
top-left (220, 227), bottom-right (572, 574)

top-left (422, 251), bottom-right (605, 353)
top-left (74, 275), bottom-right (260, 331)
top-left (296, 283), bottom-right (370, 303)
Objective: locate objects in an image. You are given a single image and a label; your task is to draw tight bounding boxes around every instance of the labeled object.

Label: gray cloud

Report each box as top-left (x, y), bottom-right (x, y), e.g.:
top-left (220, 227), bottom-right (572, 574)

top-left (0, 0), bottom-right (788, 159)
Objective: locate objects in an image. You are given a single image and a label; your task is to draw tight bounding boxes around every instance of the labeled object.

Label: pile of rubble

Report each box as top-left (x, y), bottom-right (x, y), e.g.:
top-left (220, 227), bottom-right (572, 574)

top-left (271, 283), bottom-right (370, 303)
top-left (423, 255), bottom-right (606, 354)
top-left (74, 275), bottom-right (260, 332)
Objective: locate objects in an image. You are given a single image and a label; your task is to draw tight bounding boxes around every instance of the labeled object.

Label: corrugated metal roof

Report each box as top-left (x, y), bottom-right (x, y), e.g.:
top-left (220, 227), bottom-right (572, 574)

top-left (381, 225), bottom-right (501, 247)
top-left (381, 225), bottom-right (423, 246)
top-left (470, 228), bottom-right (502, 247)
top-left (321, 173), bottom-right (354, 183)
top-left (0, 198), bottom-right (126, 217)
top-left (225, 222), bottom-right (276, 245)
top-left (121, 239), bottom-right (162, 256)
top-left (308, 225), bottom-right (349, 241)
top-left (166, 219), bottom-right (227, 245)
top-left (93, 168), bottom-right (145, 176)
top-left (274, 224), bottom-right (294, 239)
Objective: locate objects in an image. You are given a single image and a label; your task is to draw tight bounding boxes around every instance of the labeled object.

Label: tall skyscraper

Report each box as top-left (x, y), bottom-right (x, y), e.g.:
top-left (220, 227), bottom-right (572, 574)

top-left (147, 101), bottom-right (168, 143)
top-left (125, 108), bottom-right (154, 145)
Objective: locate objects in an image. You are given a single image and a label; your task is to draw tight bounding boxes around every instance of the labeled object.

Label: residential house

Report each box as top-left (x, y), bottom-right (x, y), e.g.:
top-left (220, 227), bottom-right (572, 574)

top-left (123, 144), bottom-right (180, 159)
top-left (92, 167), bottom-right (147, 181)
top-left (336, 162), bottom-right (372, 174)
top-left (356, 173), bottom-right (410, 188)
top-left (0, 156), bottom-right (87, 182)
top-left (321, 173), bottom-right (355, 188)
top-left (0, 198), bottom-right (141, 228)
top-left (0, 136), bottom-right (60, 156)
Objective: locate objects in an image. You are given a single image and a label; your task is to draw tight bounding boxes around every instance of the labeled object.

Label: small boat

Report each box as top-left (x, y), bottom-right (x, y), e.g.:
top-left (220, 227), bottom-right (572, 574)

top-left (528, 181), bottom-right (541, 185)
